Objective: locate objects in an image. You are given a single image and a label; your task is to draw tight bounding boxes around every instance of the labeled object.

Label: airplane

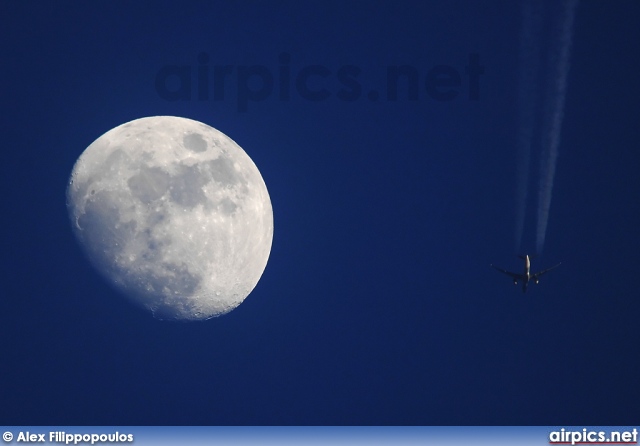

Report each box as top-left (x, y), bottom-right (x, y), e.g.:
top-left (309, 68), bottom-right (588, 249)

top-left (491, 254), bottom-right (561, 293)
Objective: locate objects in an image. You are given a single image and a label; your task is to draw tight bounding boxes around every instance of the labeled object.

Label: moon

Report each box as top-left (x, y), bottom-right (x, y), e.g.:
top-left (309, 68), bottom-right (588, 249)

top-left (66, 116), bottom-right (273, 321)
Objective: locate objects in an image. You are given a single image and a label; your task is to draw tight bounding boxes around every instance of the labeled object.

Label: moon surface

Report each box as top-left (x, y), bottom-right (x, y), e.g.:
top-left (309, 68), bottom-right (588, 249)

top-left (67, 116), bottom-right (273, 320)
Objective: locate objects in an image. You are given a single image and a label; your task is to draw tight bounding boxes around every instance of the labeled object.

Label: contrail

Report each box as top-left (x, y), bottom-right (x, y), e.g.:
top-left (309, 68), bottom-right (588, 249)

top-left (535, 0), bottom-right (578, 254)
top-left (514, 0), bottom-right (578, 254)
top-left (514, 0), bottom-right (543, 252)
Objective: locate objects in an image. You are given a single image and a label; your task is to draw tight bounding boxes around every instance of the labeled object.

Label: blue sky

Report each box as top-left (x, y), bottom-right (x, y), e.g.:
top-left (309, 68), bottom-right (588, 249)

top-left (1, 0), bottom-right (639, 425)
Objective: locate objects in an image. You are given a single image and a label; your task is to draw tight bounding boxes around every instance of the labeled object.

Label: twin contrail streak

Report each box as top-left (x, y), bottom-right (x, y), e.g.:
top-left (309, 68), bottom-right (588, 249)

top-left (535, 0), bottom-right (578, 254)
top-left (515, 0), bottom-right (578, 255)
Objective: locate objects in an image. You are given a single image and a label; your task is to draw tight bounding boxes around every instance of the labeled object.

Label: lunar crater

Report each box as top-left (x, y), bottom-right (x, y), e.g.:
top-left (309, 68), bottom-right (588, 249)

top-left (183, 132), bottom-right (208, 153)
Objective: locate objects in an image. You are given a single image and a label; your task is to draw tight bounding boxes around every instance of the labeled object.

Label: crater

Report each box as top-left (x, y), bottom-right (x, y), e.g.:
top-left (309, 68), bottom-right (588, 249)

top-left (183, 132), bottom-right (208, 153)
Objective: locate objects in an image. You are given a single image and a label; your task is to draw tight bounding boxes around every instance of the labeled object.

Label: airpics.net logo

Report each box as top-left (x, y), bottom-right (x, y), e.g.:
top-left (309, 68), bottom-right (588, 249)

top-left (549, 428), bottom-right (638, 445)
top-left (155, 52), bottom-right (484, 112)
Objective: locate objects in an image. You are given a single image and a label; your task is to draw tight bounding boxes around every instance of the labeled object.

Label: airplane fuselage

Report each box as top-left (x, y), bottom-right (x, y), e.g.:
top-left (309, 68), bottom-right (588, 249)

top-left (491, 254), bottom-right (560, 294)
top-left (513, 255), bottom-right (542, 292)
top-left (520, 254), bottom-right (531, 293)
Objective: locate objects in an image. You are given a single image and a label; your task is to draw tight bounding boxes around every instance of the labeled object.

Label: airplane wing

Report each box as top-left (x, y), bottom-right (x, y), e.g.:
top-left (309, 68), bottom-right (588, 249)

top-left (531, 262), bottom-right (561, 280)
top-left (490, 264), bottom-right (525, 281)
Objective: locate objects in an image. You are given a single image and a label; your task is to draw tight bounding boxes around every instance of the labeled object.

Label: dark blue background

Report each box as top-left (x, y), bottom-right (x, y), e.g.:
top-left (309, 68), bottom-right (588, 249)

top-left (2, 1), bottom-right (639, 425)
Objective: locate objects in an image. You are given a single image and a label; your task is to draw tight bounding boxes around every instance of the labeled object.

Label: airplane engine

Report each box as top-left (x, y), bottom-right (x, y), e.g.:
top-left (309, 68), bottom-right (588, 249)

top-left (513, 280), bottom-right (518, 285)
top-left (534, 278), bottom-right (539, 284)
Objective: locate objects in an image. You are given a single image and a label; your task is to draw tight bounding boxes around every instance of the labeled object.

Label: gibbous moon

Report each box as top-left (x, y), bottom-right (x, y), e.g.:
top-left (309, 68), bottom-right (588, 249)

top-left (67, 116), bottom-right (273, 320)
